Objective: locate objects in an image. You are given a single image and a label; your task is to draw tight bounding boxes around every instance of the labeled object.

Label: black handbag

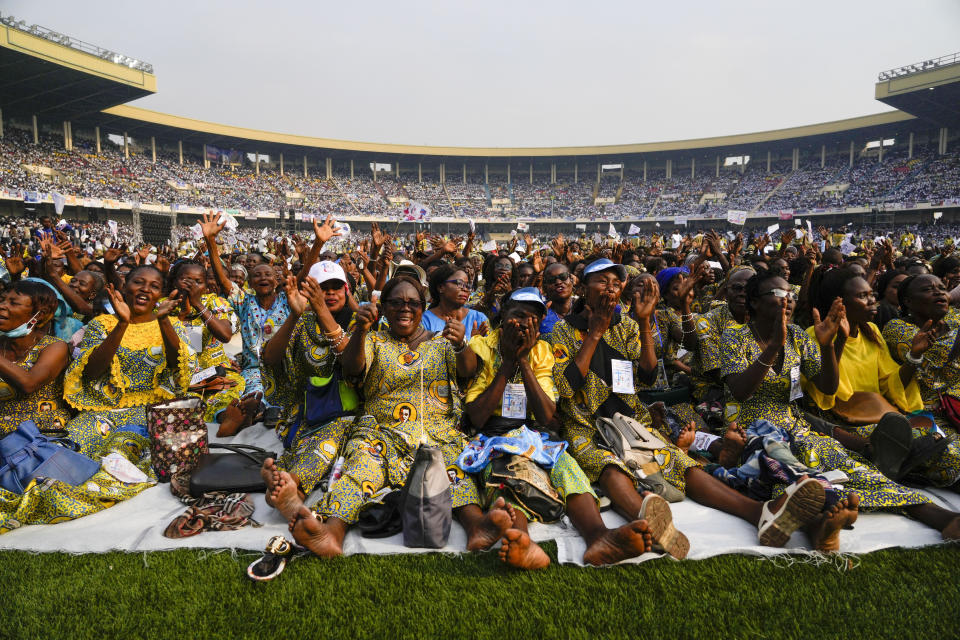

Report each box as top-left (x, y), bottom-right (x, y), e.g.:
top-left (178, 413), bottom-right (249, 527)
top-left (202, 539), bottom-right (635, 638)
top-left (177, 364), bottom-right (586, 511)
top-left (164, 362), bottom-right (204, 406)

top-left (485, 454), bottom-right (565, 523)
top-left (188, 444), bottom-right (277, 498)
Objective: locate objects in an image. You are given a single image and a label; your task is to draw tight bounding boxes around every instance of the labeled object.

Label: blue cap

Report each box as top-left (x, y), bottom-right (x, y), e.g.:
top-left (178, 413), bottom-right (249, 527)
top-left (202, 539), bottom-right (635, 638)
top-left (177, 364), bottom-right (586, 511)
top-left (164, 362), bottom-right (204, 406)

top-left (507, 287), bottom-right (547, 312)
top-left (583, 258), bottom-right (627, 281)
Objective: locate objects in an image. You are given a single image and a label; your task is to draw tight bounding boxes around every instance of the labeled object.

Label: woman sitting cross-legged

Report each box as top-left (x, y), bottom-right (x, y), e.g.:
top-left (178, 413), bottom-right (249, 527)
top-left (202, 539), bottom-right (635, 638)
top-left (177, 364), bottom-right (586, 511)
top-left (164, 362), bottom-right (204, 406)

top-left (460, 287), bottom-right (653, 568)
top-left (548, 259), bottom-right (833, 552)
top-left (721, 272), bottom-right (960, 549)
top-left (263, 276), bottom-right (513, 557)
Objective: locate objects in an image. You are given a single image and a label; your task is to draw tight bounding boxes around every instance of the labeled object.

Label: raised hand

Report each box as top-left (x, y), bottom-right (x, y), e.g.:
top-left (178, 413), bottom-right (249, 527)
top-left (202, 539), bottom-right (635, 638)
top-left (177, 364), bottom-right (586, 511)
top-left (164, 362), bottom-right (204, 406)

top-left (632, 278), bottom-right (659, 320)
top-left (356, 301), bottom-right (379, 332)
top-left (103, 246), bottom-right (123, 264)
top-left (586, 290), bottom-right (618, 338)
top-left (371, 222), bottom-right (385, 249)
top-left (4, 243), bottom-right (24, 276)
top-left (285, 274), bottom-right (308, 315)
top-left (313, 213), bottom-right (342, 245)
top-left (441, 317), bottom-right (466, 348)
top-left (811, 298), bottom-right (845, 347)
top-left (909, 319), bottom-right (937, 360)
top-left (200, 211), bottom-right (226, 240)
top-left (155, 290), bottom-right (179, 319)
top-left (471, 320), bottom-right (490, 338)
top-left (105, 284), bottom-right (131, 323)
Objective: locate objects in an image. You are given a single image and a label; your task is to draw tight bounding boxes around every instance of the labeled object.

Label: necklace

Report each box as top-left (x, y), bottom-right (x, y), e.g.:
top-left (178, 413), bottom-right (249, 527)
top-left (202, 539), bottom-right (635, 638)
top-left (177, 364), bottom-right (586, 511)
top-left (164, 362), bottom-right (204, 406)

top-left (1, 332), bottom-right (41, 363)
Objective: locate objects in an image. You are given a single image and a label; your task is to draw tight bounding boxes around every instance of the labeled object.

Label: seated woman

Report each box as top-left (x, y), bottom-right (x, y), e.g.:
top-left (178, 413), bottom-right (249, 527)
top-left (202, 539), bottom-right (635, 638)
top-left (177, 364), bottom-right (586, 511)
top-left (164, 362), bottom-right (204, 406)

top-left (0, 279), bottom-right (154, 532)
top-left (550, 259), bottom-right (829, 551)
top-left (261, 263), bottom-right (358, 499)
top-left (166, 260), bottom-right (245, 436)
top-left (474, 255), bottom-right (514, 318)
top-left (722, 271), bottom-right (960, 549)
top-left (462, 287), bottom-right (652, 568)
top-left (422, 264), bottom-right (488, 342)
top-left (881, 274), bottom-right (960, 488)
top-left (64, 265), bottom-right (195, 456)
top-left (264, 276), bottom-right (511, 557)
top-left (539, 262), bottom-right (575, 338)
top-left (874, 268), bottom-right (906, 331)
top-left (0, 279), bottom-right (71, 435)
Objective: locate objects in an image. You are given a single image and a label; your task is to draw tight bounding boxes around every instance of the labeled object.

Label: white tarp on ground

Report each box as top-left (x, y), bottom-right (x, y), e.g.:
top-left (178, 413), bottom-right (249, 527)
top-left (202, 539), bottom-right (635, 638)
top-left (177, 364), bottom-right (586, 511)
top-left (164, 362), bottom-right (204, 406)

top-left (0, 421), bottom-right (958, 564)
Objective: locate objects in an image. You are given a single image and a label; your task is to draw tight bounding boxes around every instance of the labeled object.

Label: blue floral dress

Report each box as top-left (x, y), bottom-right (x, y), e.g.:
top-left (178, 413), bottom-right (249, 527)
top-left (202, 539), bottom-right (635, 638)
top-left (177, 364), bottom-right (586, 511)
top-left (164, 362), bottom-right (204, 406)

top-left (227, 287), bottom-right (289, 409)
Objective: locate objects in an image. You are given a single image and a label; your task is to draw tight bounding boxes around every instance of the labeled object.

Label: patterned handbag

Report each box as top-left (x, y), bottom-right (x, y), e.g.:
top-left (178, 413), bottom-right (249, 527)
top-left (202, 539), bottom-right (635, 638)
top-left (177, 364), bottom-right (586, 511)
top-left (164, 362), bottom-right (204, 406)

top-left (147, 397), bottom-right (208, 483)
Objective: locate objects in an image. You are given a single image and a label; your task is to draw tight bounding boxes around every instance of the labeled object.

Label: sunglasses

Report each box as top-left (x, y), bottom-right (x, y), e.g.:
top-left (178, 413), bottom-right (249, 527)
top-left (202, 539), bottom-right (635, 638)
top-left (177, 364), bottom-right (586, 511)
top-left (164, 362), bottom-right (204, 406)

top-left (383, 298), bottom-right (423, 311)
top-left (761, 288), bottom-right (798, 301)
top-left (544, 272), bottom-right (571, 284)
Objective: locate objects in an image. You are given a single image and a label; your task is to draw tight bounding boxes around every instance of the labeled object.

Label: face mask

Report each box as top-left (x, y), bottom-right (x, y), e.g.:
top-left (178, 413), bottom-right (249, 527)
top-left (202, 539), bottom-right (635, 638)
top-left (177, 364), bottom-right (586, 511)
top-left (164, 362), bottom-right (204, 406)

top-left (0, 311), bottom-right (41, 338)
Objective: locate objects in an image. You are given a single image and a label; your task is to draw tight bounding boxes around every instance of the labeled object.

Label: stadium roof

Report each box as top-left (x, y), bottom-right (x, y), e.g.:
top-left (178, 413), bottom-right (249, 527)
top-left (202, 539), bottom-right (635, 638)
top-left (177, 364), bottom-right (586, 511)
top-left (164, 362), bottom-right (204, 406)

top-left (875, 52), bottom-right (960, 126)
top-left (78, 105), bottom-right (921, 161)
top-left (0, 23), bottom-right (156, 122)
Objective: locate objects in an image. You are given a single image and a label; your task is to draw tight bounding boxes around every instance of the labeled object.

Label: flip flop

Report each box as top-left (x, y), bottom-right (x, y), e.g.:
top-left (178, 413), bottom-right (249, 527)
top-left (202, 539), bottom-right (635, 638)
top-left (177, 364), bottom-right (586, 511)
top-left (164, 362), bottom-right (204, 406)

top-left (758, 477), bottom-right (825, 547)
top-left (639, 493), bottom-right (689, 559)
top-left (246, 536), bottom-right (295, 581)
top-left (869, 413), bottom-right (912, 480)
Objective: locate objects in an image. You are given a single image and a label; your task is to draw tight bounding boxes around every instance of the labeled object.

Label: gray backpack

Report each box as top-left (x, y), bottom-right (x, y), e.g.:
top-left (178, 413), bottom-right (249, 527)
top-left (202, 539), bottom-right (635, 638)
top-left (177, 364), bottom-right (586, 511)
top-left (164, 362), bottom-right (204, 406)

top-left (401, 444), bottom-right (452, 548)
top-left (596, 412), bottom-right (685, 503)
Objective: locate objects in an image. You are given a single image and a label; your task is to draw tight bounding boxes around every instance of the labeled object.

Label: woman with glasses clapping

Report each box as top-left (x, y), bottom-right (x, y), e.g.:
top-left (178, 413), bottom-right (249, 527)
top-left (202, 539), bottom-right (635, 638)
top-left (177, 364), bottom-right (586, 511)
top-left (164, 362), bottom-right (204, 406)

top-left (422, 264), bottom-right (489, 341)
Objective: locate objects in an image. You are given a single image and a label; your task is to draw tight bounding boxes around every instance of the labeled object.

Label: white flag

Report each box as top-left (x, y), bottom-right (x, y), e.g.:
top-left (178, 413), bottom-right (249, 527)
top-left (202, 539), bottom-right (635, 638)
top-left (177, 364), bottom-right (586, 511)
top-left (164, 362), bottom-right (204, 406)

top-left (608, 223), bottom-right (617, 238)
top-left (627, 224), bottom-right (641, 235)
top-left (52, 192), bottom-right (66, 216)
top-left (766, 223), bottom-right (779, 235)
top-left (107, 220), bottom-right (118, 237)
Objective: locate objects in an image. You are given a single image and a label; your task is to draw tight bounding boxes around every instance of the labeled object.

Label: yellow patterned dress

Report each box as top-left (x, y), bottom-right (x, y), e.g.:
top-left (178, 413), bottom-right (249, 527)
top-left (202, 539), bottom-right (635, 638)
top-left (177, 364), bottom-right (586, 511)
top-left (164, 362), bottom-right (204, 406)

top-left (275, 311), bottom-right (357, 494)
top-left (177, 293), bottom-right (244, 422)
top-left (64, 315), bottom-right (195, 457)
top-left (0, 334), bottom-right (155, 533)
top-left (881, 309), bottom-right (960, 487)
top-left (547, 312), bottom-right (701, 493)
top-left (313, 330), bottom-right (480, 523)
top-left (0, 334), bottom-right (72, 435)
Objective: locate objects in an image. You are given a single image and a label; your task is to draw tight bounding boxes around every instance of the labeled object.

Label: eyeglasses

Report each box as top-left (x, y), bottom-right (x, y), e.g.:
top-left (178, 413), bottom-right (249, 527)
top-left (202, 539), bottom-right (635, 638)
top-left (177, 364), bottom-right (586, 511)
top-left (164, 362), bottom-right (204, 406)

top-left (544, 272), bottom-right (571, 284)
top-left (383, 298), bottom-right (423, 311)
top-left (761, 288), bottom-right (798, 301)
top-left (444, 279), bottom-right (471, 290)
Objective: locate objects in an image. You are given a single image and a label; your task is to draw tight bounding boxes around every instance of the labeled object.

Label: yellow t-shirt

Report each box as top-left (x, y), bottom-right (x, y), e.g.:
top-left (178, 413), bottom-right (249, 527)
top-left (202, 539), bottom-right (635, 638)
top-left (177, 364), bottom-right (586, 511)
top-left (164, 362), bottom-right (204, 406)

top-left (801, 322), bottom-right (921, 413)
top-left (465, 329), bottom-right (556, 418)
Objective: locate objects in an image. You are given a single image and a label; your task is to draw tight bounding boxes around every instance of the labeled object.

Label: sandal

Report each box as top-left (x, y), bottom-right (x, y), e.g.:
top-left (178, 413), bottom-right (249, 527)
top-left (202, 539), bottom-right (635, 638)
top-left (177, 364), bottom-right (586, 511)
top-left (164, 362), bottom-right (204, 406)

top-left (639, 493), bottom-right (689, 559)
top-left (246, 535), bottom-right (295, 581)
top-left (758, 477), bottom-right (825, 547)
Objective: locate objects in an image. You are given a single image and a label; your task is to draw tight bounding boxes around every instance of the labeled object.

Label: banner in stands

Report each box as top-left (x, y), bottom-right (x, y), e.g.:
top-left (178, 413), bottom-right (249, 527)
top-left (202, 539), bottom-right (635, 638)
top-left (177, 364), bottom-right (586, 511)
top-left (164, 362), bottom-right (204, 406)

top-left (727, 210), bottom-right (748, 225)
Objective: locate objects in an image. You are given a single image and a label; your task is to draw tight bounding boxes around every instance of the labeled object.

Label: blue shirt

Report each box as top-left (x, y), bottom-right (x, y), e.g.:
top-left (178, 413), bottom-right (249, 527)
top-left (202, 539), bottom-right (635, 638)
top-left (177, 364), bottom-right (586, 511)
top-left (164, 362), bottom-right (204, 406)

top-left (421, 308), bottom-right (489, 341)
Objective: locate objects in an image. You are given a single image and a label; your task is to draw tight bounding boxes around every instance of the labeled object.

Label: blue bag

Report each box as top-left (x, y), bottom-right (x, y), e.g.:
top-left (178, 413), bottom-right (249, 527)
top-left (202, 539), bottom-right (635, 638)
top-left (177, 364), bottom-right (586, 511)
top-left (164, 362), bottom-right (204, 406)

top-left (282, 369), bottom-right (359, 449)
top-left (0, 420), bottom-right (100, 494)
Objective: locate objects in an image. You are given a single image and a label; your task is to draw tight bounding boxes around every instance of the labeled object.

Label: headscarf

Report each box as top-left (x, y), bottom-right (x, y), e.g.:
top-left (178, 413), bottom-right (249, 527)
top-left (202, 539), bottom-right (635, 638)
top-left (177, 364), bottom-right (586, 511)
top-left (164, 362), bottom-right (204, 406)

top-left (655, 266), bottom-right (688, 292)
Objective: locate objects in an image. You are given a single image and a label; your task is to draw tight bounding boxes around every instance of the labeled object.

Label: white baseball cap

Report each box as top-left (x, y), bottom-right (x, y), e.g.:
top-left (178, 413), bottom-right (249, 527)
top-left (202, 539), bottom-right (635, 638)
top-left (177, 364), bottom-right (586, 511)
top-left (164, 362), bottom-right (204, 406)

top-left (308, 260), bottom-right (347, 285)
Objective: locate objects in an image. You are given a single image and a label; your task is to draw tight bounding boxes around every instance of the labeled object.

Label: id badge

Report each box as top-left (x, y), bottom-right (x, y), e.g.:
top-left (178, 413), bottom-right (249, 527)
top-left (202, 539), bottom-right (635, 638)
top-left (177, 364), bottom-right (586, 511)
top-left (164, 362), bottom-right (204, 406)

top-left (789, 365), bottom-right (803, 401)
top-left (187, 327), bottom-right (203, 355)
top-left (611, 359), bottom-right (635, 394)
top-left (655, 358), bottom-right (668, 390)
top-left (501, 383), bottom-right (527, 419)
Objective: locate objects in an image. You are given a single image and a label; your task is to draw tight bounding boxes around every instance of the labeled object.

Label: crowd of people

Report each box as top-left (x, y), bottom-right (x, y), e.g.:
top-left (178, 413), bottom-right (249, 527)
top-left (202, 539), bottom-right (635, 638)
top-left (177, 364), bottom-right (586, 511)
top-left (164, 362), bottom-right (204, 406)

top-left (3, 127), bottom-right (958, 222)
top-left (0, 208), bottom-right (957, 571)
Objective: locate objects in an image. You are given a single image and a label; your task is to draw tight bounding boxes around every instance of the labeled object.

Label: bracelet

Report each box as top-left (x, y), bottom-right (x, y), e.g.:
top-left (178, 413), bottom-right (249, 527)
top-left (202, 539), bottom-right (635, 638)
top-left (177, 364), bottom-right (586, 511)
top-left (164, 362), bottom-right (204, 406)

top-left (904, 350), bottom-right (924, 366)
top-left (325, 327), bottom-right (345, 343)
top-left (756, 356), bottom-right (775, 368)
top-left (331, 331), bottom-right (350, 351)
top-left (453, 341), bottom-right (467, 354)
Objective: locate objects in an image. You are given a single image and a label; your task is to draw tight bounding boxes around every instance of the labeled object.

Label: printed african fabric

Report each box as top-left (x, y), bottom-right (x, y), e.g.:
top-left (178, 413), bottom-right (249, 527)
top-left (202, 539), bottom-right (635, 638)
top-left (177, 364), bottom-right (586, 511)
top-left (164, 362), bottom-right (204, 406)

top-left (0, 334), bottom-right (71, 436)
top-left (0, 432), bottom-right (154, 534)
top-left (227, 287), bottom-right (289, 408)
top-left (64, 315), bottom-right (195, 457)
top-left (547, 313), bottom-right (700, 492)
top-left (313, 331), bottom-right (479, 523)
top-left (720, 323), bottom-right (929, 508)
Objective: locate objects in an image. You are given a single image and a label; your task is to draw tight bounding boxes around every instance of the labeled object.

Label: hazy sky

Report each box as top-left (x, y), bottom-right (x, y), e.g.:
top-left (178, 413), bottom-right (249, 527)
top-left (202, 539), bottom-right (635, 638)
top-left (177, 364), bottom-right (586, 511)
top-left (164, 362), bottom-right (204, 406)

top-left (6, 0), bottom-right (960, 147)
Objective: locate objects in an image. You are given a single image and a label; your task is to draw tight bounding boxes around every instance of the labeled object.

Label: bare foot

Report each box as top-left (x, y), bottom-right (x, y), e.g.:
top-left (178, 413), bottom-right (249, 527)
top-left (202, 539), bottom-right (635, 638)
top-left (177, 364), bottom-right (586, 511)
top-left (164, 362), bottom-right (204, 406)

top-left (217, 400), bottom-right (246, 437)
top-left (758, 475), bottom-right (826, 547)
top-left (648, 402), bottom-right (668, 433)
top-left (260, 458), bottom-right (281, 507)
top-left (717, 423), bottom-right (747, 468)
top-left (583, 519), bottom-right (653, 566)
top-left (806, 493), bottom-right (860, 552)
top-left (269, 469), bottom-right (301, 520)
top-left (240, 393), bottom-right (262, 425)
top-left (942, 516), bottom-right (960, 541)
top-left (498, 528), bottom-right (550, 570)
top-left (676, 422), bottom-right (696, 453)
top-left (466, 497), bottom-right (513, 551)
top-left (288, 505), bottom-right (343, 558)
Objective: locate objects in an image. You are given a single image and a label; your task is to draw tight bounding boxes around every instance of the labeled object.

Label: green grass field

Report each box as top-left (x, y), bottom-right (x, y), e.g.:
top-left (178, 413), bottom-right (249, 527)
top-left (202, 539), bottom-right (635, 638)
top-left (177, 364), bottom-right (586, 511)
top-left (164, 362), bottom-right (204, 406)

top-left (0, 544), bottom-right (957, 639)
